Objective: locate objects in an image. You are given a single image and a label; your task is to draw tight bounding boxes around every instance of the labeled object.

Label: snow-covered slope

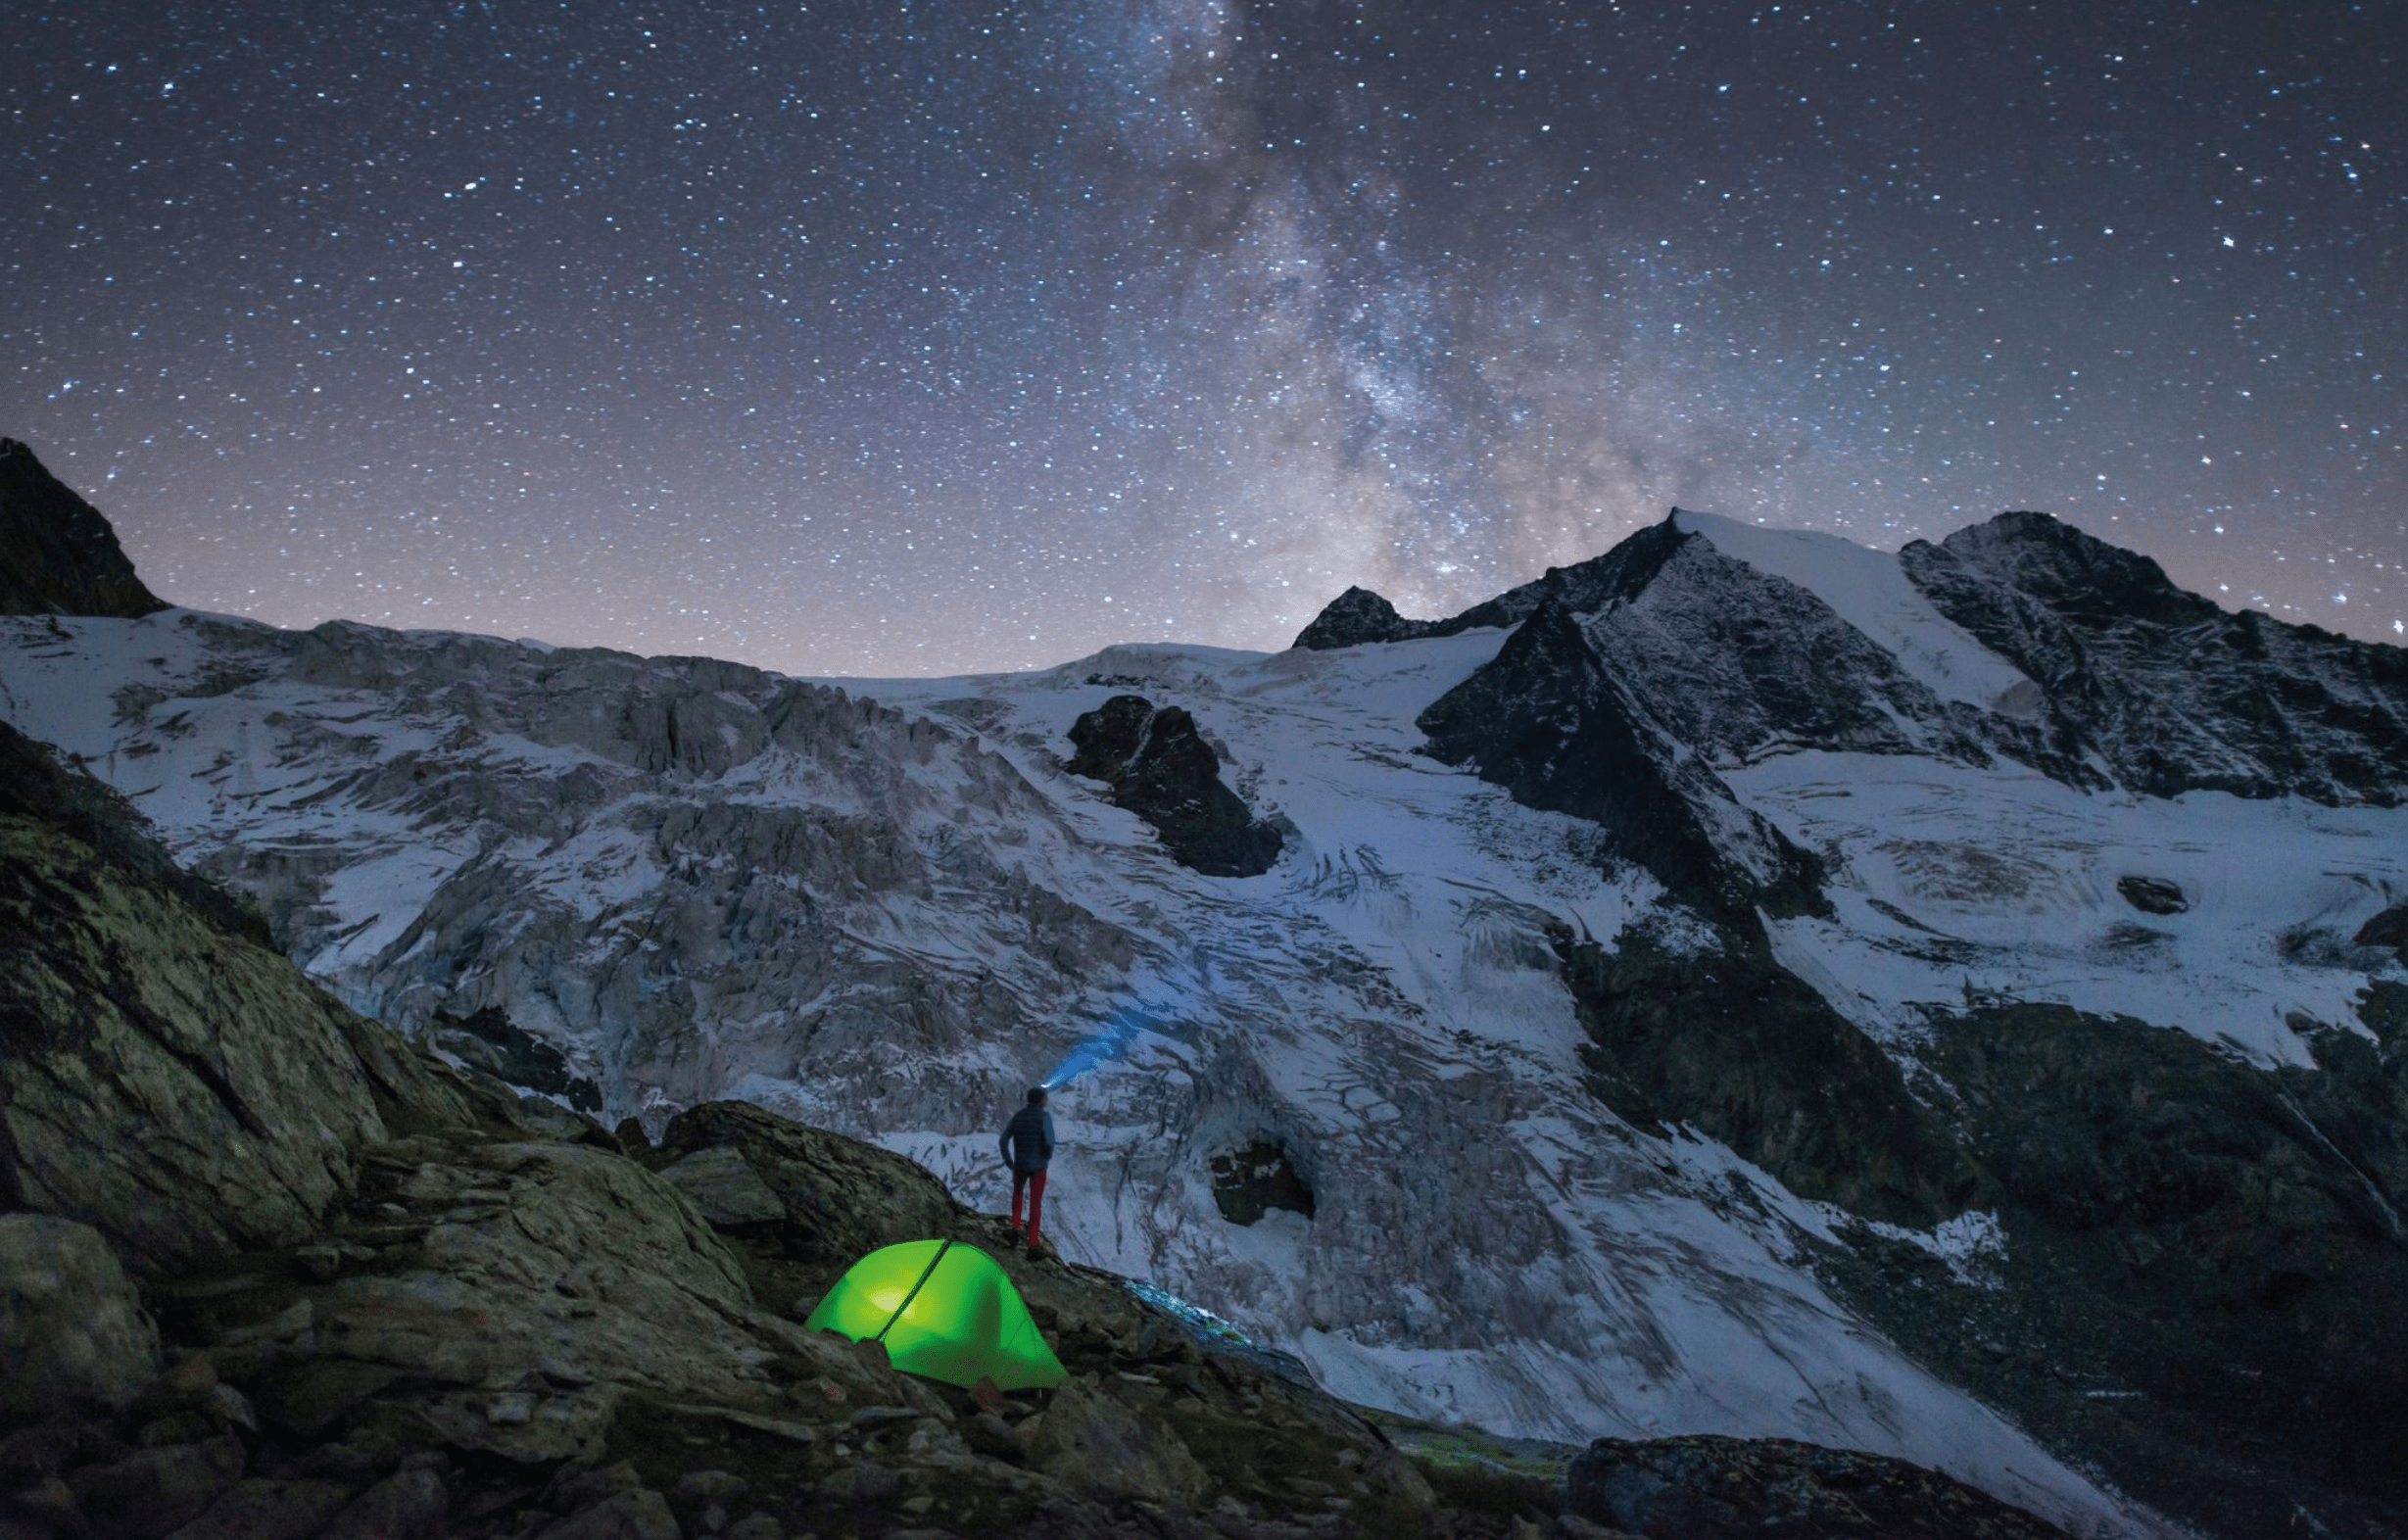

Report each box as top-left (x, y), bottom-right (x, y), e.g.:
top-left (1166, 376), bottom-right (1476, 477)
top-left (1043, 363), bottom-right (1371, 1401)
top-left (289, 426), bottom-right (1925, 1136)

top-left (1735, 750), bottom-right (2401, 1069)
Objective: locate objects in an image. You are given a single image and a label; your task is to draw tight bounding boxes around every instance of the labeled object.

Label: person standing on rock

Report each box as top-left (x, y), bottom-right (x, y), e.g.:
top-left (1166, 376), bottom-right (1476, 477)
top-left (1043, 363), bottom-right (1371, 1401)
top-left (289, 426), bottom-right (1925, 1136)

top-left (999, 1086), bottom-right (1056, 1256)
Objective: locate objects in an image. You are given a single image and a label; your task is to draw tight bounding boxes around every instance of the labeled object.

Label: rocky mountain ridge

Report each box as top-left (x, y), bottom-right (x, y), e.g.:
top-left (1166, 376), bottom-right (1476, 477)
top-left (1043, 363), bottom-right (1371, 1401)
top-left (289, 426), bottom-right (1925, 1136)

top-left (1901, 511), bottom-right (2408, 804)
top-left (1314, 508), bottom-right (2407, 916)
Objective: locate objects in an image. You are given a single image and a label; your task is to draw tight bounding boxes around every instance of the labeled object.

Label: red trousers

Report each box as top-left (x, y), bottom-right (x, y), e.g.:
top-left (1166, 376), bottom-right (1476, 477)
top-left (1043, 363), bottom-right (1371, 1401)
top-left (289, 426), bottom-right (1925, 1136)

top-left (1010, 1168), bottom-right (1047, 1243)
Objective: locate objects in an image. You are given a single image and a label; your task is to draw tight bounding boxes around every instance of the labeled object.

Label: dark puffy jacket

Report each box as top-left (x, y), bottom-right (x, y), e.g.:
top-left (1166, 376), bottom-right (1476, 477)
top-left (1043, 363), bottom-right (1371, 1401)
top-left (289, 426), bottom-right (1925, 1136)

top-left (999, 1105), bottom-right (1056, 1172)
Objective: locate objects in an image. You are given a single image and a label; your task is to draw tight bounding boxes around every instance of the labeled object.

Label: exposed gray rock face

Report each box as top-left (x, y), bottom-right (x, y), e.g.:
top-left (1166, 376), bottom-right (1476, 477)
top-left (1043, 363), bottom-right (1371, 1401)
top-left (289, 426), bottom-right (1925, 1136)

top-left (0, 1215), bottom-right (160, 1420)
top-left (1480, 520), bottom-right (1991, 771)
top-left (1022, 1375), bottom-right (1211, 1505)
top-left (646, 1100), bottom-right (972, 1268)
top-left (0, 439), bottom-right (167, 618)
top-left (1901, 510), bottom-right (2408, 805)
top-left (655, 1144), bottom-right (788, 1227)
top-left (430, 1005), bottom-right (604, 1113)
top-left (1694, 985), bottom-right (2408, 1537)
top-left (1065, 694), bottom-right (1283, 877)
top-left (0, 718), bottom-right (510, 1277)
top-left (1418, 588), bottom-right (1828, 919)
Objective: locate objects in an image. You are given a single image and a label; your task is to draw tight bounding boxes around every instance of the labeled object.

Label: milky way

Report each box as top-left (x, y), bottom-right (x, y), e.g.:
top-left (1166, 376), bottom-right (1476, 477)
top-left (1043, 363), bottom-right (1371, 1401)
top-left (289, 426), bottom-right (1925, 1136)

top-left (8, 1), bottom-right (2402, 674)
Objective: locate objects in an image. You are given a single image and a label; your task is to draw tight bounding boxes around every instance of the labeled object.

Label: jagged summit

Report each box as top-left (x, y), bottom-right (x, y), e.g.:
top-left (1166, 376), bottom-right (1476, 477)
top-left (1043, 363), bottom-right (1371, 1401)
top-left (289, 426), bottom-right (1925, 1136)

top-left (1902, 510), bottom-right (2408, 803)
top-left (1307, 505), bottom-right (2408, 811)
top-left (1289, 584), bottom-right (1435, 650)
top-left (1909, 508), bottom-right (2208, 627)
top-left (0, 437), bottom-right (167, 619)
top-left (1290, 511), bottom-right (1698, 651)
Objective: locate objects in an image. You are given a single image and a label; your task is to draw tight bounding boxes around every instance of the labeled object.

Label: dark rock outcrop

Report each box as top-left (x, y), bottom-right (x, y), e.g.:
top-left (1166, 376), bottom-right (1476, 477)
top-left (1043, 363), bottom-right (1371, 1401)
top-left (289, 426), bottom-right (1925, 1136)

top-left (2353, 900), bottom-right (2408, 962)
top-left (0, 719), bottom-right (513, 1277)
top-left (1066, 694), bottom-right (1282, 877)
top-left (1291, 586), bottom-right (1445, 650)
top-left (429, 1005), bottom-right (603, 1113)
top-left (1553, 926), bottom-right (1981, 1229)
top-left (643, 1099), bottom-right (973, 1266)
top-left (1289, 528), bottom-right (1656, 652)
top-left (1418, 594), bottom-right (1828, 921)
top-left (1799, 990), bottom-right (2408, 1537)
top-left (2114, 875), bottom-right (2189, 915)
top-left (1902, 510), bottom-right (2408, 805)
top-left (1208, 1139), bottom-right (1316, 1226)
top-left (0, 438), bottom-right (167, 618)
top-left (1563, 1434), bottom-right (2075, 1539)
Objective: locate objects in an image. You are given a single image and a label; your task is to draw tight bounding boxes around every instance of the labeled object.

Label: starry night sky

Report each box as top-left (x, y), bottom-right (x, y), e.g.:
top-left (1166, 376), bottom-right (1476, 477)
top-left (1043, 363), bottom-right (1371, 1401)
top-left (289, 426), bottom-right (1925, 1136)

top-left (8, 0), bottom-right (2403, 675)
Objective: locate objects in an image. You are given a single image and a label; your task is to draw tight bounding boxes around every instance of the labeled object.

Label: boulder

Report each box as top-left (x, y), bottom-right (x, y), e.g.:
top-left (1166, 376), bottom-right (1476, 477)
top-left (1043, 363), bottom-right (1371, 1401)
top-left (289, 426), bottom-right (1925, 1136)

top-left (0, 1214), bottom-right (160, 1422)
top-left (315, 1468), bottom-right (450, 1540)
top-left (162, 1475), bottom-right (361, 1540)
top-left (657, 1145), bottom-right (788, 1227)
top-left (533, 1487), bottom-right (682, 1540)
top-left (66, 1433), bottom-right (247, 1539)
top-left (2115, 875), bottom-right (2189, 915)
top-left (1022, 1375), bottom-right (1210, 1506)
top-left (2355, 901), bottom-right (2408, 961)
top-left (651, 1100), bottom-right (964, 1266)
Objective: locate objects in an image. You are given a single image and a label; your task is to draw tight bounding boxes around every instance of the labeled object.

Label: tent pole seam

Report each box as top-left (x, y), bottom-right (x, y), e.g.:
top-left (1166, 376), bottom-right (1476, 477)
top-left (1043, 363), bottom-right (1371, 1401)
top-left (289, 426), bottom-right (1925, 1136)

top-left (874, 1237), bottom-right (953, 1343)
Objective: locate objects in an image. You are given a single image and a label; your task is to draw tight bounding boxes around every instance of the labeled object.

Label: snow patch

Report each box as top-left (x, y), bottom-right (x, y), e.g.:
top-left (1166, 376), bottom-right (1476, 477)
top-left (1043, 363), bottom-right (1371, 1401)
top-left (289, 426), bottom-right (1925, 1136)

top-left (1672, 509), bottom-right (2036, 712)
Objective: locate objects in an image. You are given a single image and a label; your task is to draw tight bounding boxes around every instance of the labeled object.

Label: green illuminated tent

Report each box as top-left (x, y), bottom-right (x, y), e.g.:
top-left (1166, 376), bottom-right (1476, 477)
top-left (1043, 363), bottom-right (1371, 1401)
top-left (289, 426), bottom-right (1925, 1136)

top-left (802, 1238), bottom-right (1068, 1392)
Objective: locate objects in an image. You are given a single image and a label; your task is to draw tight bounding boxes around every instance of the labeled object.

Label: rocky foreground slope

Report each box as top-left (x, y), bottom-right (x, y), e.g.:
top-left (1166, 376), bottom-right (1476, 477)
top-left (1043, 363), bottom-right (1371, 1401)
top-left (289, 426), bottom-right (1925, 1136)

top-left (0, 718), bottom-right (2094, 1539)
